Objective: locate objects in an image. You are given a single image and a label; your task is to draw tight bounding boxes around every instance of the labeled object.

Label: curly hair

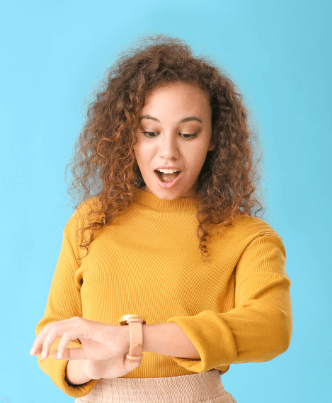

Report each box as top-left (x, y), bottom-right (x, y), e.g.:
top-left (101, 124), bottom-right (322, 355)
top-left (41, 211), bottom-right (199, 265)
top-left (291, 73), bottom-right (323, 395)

top-left (65, 34), bottom-right (266, 262)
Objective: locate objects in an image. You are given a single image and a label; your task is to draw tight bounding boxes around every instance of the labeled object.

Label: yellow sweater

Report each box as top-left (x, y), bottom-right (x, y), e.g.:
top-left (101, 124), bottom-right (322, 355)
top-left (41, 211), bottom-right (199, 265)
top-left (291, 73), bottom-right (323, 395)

top-left (34, 189), bottom-right (292, 398)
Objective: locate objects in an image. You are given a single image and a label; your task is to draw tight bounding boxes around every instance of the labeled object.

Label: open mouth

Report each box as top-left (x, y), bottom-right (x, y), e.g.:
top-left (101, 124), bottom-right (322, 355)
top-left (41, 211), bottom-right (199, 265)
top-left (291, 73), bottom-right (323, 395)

top-left (155, 170), bottom-right (181, 183)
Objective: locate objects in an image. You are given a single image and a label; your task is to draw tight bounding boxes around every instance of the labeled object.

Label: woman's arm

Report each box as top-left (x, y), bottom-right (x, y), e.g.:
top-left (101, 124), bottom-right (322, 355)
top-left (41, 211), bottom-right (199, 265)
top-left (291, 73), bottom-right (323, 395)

top-left (142, 322), bottom-right (200, 359)
top-left (66, 360), bottom-right (91, 386)
top-left (163, 234), bottom-right (292, 373)
top-left (65, 322), bottom-right (200, 385)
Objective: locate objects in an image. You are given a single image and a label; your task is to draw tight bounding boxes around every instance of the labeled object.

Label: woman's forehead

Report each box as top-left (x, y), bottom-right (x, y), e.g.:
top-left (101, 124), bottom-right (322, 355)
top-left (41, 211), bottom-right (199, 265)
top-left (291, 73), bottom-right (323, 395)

top-left (141, 82), bottom-right (211, 119)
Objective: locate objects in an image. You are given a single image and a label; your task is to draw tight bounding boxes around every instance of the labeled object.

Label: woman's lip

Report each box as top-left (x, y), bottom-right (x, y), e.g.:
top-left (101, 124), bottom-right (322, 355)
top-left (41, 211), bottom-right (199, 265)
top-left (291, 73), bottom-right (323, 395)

top-left (155, 167), bottom-right (182, 170)
top-left (154, 171), bottom-right (182, 189)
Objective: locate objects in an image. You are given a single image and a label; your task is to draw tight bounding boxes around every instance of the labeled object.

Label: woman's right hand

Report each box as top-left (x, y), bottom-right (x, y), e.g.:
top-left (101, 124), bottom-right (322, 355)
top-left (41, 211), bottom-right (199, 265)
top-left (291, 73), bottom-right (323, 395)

top-left (85, 354), bottom-right (142, 379)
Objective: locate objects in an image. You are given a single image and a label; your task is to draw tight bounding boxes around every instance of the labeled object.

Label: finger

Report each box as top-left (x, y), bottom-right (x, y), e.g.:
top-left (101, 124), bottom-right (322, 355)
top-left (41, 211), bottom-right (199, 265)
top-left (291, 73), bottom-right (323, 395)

top-left (56, 329), bottom-right (86, 360)
top-left (51, 346), bottom-right (87, 360)
top-left (31, 318), bottom-right (73, 355)
top-left (124, 355), bottom-right (142, 370)
top-left (41, 327), bottom-right (58, 360)
top-left (30, 343), bottom-right (42, 356)
top-left (31, 324), bottom-right (53, 355)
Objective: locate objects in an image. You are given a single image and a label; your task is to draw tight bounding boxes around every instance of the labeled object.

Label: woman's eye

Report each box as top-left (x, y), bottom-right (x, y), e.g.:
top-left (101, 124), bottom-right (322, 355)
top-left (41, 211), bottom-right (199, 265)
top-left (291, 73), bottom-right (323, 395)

top-left (141, 131), bottom-right (197, 139)
top-left (181, 133), bottom-right (197, 139)
top-left (142, 131), bottom-right (159, 138)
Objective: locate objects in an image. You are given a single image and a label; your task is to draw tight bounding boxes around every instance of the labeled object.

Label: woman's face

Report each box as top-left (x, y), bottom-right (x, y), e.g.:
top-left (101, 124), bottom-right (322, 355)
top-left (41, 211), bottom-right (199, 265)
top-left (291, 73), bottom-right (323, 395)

top-left (133, 81), bottom-right (215, 200)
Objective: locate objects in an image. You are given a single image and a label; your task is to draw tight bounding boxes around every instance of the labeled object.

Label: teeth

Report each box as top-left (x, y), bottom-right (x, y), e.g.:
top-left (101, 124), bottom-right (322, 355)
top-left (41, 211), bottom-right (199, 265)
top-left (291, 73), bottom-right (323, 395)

top-left (157, 169), bottom-right (179, 174)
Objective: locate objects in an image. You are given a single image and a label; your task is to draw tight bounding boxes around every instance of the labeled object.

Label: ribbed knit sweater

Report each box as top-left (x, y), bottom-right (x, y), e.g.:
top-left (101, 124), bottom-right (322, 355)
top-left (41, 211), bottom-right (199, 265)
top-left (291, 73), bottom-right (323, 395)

top-left (34, 189), bottom-right (292, 398)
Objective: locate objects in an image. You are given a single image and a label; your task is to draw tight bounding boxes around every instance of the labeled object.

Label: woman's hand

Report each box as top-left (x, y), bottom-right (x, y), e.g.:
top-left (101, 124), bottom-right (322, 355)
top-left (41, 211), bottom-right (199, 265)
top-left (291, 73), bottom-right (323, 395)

top-left (30, 317), bottom-right (142, 378)
top-left (84, 355), bottom-right (142, 379)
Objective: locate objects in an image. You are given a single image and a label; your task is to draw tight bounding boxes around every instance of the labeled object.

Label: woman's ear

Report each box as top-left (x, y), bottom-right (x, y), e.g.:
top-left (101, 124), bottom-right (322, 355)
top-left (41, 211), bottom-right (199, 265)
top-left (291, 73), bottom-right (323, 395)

top-left (208, 141), bottom-right (216, 151)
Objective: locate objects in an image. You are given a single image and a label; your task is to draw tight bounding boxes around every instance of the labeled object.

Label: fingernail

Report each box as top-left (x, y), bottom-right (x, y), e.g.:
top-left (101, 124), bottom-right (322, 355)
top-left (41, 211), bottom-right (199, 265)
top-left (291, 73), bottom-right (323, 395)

top-left (42, 350), bottom-right (46, 360)
top-left (57, 351), bottom-right (61, 359)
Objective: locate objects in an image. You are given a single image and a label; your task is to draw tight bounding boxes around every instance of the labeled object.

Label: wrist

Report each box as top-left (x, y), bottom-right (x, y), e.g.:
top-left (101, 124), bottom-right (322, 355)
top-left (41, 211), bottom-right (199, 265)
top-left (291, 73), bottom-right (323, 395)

top-left (66, 359), bottom-right (92, 386)
top-left (117, 314), bottom-right (146, 362)
top-left (121, 323), bottom-right (131, 355)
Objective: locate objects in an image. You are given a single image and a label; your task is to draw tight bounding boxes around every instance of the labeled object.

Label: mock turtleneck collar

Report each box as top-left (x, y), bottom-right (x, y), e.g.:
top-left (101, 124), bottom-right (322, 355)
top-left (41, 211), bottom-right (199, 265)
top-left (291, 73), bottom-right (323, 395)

top-left (133, 189), bottom-right (199, 212)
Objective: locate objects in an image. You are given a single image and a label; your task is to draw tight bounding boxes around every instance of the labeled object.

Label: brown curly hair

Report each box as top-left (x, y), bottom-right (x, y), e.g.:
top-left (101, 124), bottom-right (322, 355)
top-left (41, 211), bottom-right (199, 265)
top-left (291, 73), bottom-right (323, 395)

top-left (65, 34), bottom-right (266, 262)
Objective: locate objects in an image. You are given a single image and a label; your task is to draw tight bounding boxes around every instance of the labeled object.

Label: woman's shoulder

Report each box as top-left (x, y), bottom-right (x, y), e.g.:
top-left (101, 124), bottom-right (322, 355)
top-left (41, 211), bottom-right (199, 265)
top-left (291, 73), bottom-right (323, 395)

top-left (64, 196), bottom-right (105, 235)
top-left (219, 214), bottom-right (284, 243)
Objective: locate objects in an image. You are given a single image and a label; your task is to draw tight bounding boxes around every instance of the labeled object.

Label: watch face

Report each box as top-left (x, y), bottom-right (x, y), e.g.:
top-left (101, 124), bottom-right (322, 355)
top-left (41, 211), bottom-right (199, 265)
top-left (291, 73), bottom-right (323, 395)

top-left (118, 314), bottom-right (146, 325)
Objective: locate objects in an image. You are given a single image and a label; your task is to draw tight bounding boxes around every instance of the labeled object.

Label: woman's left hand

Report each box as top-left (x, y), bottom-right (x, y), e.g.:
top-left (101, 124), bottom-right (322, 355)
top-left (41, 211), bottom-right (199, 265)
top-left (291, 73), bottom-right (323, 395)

top-left (30, 317), bottom-right (129, 362)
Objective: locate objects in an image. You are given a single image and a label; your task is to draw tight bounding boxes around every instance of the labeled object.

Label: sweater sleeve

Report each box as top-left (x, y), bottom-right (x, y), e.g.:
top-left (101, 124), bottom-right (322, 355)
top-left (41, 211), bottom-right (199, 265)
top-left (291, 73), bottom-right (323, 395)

top-left (33, 219), bottom-right (99, 398)
top-left (166, 234), bottom-right (292, 373)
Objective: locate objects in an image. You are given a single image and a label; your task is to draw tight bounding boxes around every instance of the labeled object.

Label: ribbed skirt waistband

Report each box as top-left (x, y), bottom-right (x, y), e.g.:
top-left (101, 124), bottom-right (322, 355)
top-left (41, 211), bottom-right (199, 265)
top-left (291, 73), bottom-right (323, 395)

top-left (75, 370), bottom-right (237, 403)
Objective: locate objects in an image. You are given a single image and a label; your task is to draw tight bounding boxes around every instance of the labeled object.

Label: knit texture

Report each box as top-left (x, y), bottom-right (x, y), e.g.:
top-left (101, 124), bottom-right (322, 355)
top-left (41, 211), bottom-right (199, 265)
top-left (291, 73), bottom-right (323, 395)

top-left (34, 189), bottom-right (292, 398)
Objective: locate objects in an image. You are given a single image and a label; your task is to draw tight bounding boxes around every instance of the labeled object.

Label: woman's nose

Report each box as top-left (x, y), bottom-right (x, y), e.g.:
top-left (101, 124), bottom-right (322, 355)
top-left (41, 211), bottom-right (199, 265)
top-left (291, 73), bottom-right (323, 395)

top-left (158, 133), bottom-right (180, 159)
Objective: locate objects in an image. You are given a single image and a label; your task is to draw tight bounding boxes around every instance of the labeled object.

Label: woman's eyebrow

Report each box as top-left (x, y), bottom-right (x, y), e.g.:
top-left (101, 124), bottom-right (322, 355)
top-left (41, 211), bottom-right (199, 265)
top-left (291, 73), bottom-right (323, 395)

top-left (140, 115), bottom-right (203, 124)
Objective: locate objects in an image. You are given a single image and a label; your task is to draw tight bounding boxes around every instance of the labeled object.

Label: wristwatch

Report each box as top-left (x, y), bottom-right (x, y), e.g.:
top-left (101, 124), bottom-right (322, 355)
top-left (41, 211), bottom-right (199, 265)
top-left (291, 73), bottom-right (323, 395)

top-left (118, 314), bottom-right (146, 362)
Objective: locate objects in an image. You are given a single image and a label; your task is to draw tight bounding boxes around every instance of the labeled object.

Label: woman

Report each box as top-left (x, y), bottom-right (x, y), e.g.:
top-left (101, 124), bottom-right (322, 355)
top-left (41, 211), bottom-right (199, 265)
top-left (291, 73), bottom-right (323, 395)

top-left (30, 34), bottom-right (292, 402)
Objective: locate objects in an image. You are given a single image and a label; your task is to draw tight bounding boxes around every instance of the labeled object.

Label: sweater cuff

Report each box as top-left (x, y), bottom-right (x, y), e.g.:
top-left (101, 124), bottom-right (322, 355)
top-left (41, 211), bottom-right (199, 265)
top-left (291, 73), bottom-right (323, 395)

top-left (37, 341), bottom-right (99, 398)
top-left (166, 310), bottom-right (237, 373)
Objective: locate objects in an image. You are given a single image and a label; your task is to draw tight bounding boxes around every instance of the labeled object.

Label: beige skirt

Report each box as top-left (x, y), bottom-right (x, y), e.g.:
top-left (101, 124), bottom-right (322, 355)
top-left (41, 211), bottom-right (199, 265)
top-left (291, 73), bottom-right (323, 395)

top-left (74, 369), bottom-right (237, 403)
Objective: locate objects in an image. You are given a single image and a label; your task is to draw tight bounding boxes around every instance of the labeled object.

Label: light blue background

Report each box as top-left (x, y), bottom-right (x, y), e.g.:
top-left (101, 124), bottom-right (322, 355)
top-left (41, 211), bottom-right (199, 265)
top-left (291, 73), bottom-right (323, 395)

top-left (1, 1), bottom-right (331, 402)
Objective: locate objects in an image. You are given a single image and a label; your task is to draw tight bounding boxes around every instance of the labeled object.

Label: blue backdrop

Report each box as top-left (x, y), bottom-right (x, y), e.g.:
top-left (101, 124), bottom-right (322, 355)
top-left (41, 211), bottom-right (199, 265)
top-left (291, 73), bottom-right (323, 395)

top-left (1, 1), bottom-right (331, 402)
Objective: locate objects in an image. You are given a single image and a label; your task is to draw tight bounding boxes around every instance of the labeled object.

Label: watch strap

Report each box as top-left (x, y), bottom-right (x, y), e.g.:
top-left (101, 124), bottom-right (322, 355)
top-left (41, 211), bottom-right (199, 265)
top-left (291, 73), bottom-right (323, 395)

top-left (126, 317), bottom-right (144, 362)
